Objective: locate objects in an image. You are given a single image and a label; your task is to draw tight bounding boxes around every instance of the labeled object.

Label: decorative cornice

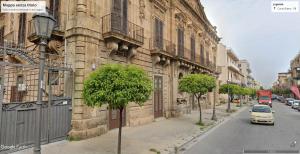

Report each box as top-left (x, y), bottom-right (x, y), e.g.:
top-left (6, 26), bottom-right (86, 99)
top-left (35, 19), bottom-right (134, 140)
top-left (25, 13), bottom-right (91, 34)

top-left (150, 0), bottom-right (168, 12)
top-left (179, 0), bottom-right (220, 43)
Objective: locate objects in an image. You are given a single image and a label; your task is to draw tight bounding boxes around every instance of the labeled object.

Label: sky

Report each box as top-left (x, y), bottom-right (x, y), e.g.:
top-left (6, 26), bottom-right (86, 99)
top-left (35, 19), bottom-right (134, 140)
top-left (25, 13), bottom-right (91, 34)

top-left (201, 0), bottom-right (300, 88)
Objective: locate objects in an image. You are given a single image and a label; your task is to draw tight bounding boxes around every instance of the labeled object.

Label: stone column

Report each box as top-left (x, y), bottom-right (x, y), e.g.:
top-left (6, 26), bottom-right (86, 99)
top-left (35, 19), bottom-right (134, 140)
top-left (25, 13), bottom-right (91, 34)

top-left (66, 0), bottom-right (107, 139)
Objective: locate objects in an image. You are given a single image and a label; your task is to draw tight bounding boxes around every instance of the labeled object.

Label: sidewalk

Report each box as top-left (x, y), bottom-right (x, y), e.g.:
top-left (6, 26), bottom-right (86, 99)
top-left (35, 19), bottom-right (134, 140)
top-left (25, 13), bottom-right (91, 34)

top-left (14, 103), bottom-right (248, 154)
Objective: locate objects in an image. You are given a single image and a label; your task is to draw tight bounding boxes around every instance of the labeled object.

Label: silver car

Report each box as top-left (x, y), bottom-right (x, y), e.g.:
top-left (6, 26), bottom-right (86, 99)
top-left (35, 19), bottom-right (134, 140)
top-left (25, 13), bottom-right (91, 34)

top-left (292, 100), bottom-right (300, 109)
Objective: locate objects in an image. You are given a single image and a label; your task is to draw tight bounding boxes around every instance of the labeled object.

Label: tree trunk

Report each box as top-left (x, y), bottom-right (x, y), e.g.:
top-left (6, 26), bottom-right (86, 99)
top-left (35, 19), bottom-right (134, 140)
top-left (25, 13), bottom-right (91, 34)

top-left (211, 90), bottom-right (217, 120)
top-left (227, 94), bottom-right (232, 112)
top-left (118, 107), bottom-right (123, 154)
top-left (197, 96), bottom-right (202, 123)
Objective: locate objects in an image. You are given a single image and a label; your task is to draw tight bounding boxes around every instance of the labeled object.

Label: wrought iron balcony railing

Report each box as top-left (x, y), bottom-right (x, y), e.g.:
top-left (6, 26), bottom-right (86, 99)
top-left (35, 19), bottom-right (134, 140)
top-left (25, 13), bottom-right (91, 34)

top-left (149, 38), bottom-right (176, 56)
top-left (102, 13), bottom-right (144, 45)
top-left (177, 45), bottom-right (191, 61)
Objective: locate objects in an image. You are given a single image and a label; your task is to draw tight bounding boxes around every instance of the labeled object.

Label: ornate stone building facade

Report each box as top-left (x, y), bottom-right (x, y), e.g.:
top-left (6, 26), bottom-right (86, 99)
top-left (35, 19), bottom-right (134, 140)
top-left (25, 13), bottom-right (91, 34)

top-left (0, 0), bottom-right (220, 139)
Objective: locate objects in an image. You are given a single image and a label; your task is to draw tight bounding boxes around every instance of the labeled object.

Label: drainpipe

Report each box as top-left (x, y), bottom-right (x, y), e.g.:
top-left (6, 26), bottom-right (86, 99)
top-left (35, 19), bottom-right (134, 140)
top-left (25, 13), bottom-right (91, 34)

top-left (170, 0), bottom-right (175, 116)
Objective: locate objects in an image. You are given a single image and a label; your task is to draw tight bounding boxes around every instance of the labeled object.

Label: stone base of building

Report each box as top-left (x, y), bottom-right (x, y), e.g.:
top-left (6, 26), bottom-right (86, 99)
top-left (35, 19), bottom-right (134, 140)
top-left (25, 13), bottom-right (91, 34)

top-left (68, 124), bottom-right (108, 140)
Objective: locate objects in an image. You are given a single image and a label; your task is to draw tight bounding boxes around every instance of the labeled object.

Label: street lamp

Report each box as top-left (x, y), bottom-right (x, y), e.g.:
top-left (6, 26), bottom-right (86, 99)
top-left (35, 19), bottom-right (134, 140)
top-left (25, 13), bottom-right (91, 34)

top-left (227, 80), bottom-right (231, 112)
top-left (32, 12), bottom-right (56, 154)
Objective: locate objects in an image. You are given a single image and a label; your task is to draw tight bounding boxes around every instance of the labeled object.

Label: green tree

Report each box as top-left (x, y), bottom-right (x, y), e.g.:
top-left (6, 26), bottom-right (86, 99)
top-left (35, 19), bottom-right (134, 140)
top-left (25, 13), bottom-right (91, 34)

top-left (179, 74), bottom-right (216, 124)
top-left (250, 88), bottom-right (257, 99)
top-left (239, 87), bottom-right (252, 104)
top-left (219, 84), bottom-right (241, 111)
top-left (82, 64), bottom-right (153, 154)
top-left (219, 84), bottom-right (241, 102)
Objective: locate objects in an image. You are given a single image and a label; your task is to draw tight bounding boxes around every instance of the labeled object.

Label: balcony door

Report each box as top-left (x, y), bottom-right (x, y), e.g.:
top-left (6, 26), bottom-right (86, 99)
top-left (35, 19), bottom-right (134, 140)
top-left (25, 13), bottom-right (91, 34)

top-left (109, 108), bottom-right (126, 130)
top-left (154, 76), bottom-right (163, 118)
top-left (154, 18), bottom-right (163, 49)
top-left (191, 36), bottom-right (195, 62)
top-left (200, 45), bottom-right (204, 65)
top-left (0, 26), bottom-right (4, 46)
top-left (177, 28), bottom-right (184, 58)
top-left (18, 13), bottom-right (26, 45)
top-left (112, 0), bottom-right (128, 34)
top-left (50, 0), bottom-right (60, 26)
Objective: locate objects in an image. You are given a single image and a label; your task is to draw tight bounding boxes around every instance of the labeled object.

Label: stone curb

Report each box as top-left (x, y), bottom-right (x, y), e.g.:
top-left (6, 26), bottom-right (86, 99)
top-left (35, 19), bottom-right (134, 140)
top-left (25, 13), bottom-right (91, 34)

top-left (169, 105), bottom-right (249, 154)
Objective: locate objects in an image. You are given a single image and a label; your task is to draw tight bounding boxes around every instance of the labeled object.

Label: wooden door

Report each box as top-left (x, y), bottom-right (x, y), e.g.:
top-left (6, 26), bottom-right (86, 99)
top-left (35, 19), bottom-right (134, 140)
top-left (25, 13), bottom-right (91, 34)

top-left (154, 76), bottom-right (163, 118)
top-left (10, 86), bottom-right (24, 102)
top-left (109, 109), bottom-right (126, 130)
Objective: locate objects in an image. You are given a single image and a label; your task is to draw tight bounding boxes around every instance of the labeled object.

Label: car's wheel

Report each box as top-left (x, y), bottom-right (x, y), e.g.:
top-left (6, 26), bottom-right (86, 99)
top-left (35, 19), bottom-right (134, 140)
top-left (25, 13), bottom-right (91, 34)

top-left (271, 123), bottom-right (275, 126)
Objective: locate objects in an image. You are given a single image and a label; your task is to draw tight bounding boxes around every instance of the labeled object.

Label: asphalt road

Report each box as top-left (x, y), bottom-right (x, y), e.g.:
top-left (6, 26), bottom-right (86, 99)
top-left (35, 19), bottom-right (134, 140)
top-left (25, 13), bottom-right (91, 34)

top-left (184, 101), bottom-right (300, 154)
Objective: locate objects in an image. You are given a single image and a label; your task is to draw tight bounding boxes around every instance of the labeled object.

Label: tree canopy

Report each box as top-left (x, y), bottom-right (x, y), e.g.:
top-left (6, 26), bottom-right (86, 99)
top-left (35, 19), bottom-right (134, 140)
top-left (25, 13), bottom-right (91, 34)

top-left (219, 84), bottom-right (240, 95)
top-left (82, 63), bottom-right (153, 109)
top-left (179, 74), bottom-right (216, 97)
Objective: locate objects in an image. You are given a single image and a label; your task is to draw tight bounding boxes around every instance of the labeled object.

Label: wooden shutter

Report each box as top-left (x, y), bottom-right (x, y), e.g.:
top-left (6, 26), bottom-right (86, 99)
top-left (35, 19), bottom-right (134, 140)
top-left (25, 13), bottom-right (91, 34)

top-left (206, 52), bottom-right (209, 65)
top-left (159, 20), bottom-right (163, 49)
top-left (0, 26), bottom-right (4, 46)
top-left (155, 18), bottom-right (159, 48)
top-left (200, 45), bottom-right (204, 65)
top-left (181, 30), bottom-right (184, 54)
top-left (18, 13), bottom-right (26, 45)
top-left (122, 0), bottom-right (128, 34)
top-left (177, 29), bottom-right (182, 57)
top-left (112, 0), bottom-right (122, 32)
top-left (50, 0), bottom-right (59, 26)
top-left (191, 36), bottom-right (195, 61)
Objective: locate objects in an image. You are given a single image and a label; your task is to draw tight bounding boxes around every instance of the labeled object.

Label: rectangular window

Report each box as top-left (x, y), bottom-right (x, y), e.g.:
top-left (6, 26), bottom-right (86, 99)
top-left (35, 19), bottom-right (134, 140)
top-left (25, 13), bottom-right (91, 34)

top-left (111, 0), bottom-right (128, 34)
top-left (191, 36), bottom-right (195, 62)
top-left (154, 18), bottom-right (163, 49)
top-left (200, 45), bottom-right (204, 65)
top-left (177, 28), bottom-right (184, 58)
top-left (18, 13), bottom-right (26, 45)
top-left (17, 75), bottom-right (24, 85)
top-left (0, 26), bottom-right (4, 46)
top-left (48, 70), bottom-right (59, 85)
top-left (206, 52), bottom-right (209, 66)
top-left (50, 0), bottom-right (60, 26)
top-left (213, 56), bottom-right (216, 67)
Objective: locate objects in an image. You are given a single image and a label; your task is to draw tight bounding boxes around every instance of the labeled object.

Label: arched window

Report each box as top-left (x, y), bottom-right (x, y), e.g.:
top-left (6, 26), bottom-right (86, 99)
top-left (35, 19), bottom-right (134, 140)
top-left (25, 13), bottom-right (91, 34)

top-left (179, 73), bottom-right (183, 79)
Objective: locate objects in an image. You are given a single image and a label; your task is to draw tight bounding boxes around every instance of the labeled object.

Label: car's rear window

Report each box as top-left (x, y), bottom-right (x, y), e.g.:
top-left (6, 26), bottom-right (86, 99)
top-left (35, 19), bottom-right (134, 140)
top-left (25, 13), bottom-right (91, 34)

top-left (252, 106), bottom-right (271, 113)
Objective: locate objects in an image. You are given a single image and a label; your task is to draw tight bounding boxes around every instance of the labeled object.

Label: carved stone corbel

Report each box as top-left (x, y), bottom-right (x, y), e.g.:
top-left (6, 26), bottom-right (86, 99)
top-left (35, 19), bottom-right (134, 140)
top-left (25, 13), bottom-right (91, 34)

top-left (106, 41), bottom-right (119, 55)
top-left (128, 48), bottom-right (137, 59)
top-left (164, 58), bottom-right (170, 66)
top-left (153, 55), bottom-right (161, 64)
top-left (48, 40), bottom-right (63, 54)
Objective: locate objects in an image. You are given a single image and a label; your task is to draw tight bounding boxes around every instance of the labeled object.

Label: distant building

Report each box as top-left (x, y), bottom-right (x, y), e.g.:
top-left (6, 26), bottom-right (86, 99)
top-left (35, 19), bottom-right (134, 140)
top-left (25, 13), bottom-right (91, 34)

top-left (277, 72), bottom-right (292, 88)
top-left (290, 52), bottom-right (300, 86)
top-left (217, 44), bottom-right (244, 85)
top-left (238, 59), bottom-right (253, 87)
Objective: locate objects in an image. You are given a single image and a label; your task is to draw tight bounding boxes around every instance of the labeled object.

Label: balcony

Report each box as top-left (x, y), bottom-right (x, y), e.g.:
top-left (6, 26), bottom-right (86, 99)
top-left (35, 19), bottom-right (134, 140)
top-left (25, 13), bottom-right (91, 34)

top-left (27, 12), bottom-right (67, 43)
top-left (102, 13), bottom-right (144, 47)
top-left (228, 62), bottom-right (240, 72)
top-left (208, 62), bottom-right (216, 72)
top-left (149, 39), bottom-right (176, 57)
top-left (177, 45), bottom-right (191, 61)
